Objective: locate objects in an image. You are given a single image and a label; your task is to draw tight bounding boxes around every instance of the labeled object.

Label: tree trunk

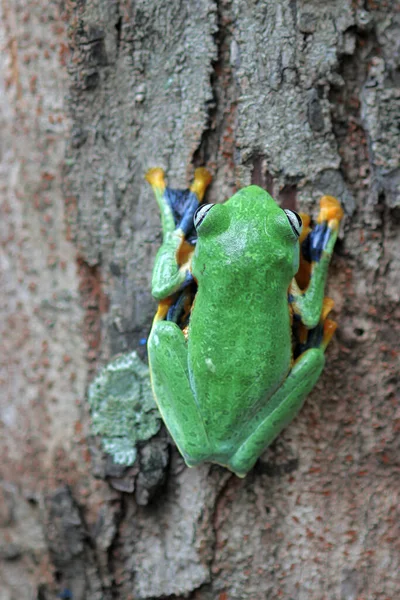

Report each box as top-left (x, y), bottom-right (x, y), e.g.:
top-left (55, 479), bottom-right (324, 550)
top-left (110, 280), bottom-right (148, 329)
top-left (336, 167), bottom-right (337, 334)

top-left (1, 0), bottom-right (399, 598)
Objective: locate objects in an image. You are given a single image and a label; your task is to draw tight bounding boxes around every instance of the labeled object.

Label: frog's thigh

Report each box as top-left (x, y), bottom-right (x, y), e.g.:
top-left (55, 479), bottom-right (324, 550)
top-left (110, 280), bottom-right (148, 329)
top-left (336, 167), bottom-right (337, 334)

top-left (228, 348), bottom-right (325, 477)
top-left (148, 321), bottom-right (211, 466)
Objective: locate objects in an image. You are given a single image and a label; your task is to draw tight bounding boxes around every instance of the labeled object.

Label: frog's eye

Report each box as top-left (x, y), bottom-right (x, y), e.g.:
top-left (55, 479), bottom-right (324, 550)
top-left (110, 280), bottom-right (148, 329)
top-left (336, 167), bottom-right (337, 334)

top-left (194, 203), bottom-right (215, 230)
top-left (284, 209), bottom-right (302, 237)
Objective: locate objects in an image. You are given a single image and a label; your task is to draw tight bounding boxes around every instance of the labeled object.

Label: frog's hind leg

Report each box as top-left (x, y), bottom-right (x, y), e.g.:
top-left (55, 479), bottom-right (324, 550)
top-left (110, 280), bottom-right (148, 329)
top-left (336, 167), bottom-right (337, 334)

top-left (227, 347), bottom-right (326, 478)
top-left (148, 319), bottom-right (212, 466)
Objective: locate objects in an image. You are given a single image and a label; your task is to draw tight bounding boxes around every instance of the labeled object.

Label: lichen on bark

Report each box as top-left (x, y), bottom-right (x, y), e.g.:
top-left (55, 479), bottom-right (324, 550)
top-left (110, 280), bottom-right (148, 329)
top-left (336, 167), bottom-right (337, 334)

top-left (88, 351), bottom-right (160, 466)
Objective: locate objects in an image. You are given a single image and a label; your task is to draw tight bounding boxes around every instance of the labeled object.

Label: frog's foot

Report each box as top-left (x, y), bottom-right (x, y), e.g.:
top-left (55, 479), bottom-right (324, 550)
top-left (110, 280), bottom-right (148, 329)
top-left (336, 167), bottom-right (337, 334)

top-left (227, 347), bottom-right (325, 477)
top-left (148, 320), bottom-right (212, 465)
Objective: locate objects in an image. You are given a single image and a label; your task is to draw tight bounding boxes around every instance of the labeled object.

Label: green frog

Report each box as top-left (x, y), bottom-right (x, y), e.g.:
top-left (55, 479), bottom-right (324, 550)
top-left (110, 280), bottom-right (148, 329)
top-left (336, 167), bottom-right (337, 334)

top-left (146, 168), bottom-right (343, 477)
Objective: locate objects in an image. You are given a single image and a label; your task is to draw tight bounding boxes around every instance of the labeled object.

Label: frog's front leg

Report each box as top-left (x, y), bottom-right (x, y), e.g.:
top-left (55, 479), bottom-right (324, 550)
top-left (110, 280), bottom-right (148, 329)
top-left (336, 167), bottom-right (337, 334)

top-left (148, 319), bottom-right (211, 465)
top-left (290, 196), bottom-right (344, 329)
top-left (228, 334), bottom-right (332, 477)
top-left (146, 167), bottom-right (189, 300)
top-left (146, 167), bottom-right (212, 301)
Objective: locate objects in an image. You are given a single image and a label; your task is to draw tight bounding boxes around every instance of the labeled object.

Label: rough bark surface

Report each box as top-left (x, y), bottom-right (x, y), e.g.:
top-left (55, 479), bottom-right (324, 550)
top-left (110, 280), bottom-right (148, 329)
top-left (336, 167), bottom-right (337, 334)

top-left (1, 1), bottom-right (399, 599)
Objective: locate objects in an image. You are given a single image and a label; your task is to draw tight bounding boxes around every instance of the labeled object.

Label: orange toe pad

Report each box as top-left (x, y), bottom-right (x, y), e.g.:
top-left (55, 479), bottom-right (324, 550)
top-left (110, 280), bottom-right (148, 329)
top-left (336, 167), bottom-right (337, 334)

top-left (317, 196), bottom-right (344, 224)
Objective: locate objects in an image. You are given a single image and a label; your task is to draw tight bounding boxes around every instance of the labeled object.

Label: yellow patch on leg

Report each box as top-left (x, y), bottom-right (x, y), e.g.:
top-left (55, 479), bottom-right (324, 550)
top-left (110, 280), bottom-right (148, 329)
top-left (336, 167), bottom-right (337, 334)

top-left (190, 167), bottom-right (212, 201)
top-left (322, 318), bottom-right (337, 350)
top-left (145, 167), bottom-right (166, 193)
top-left (321, 297), bottom-right (335, 321)
top-left (154, 298), bottom-right (172, 322)
top-left (176, 240), bottom-right (195, 267)
top-left (317, 195), bottom-right (344, 227)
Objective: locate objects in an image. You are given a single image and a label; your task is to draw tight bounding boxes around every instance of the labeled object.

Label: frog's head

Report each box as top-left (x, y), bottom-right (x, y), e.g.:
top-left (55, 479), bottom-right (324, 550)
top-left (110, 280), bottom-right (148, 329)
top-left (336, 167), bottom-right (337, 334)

top-left (192, 185), bottom-right (302, 287)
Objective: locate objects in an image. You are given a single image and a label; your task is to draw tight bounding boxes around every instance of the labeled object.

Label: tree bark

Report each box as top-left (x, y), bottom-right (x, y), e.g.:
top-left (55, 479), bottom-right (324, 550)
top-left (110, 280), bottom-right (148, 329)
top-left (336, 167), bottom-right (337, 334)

top-left (1, 1), bottom-right (399, 599)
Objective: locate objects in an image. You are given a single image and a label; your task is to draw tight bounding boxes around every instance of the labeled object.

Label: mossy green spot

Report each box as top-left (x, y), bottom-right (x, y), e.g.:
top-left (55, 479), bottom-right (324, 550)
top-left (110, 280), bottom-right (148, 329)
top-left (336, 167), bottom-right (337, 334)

top-left (88, 352), bottom-right (161, 466)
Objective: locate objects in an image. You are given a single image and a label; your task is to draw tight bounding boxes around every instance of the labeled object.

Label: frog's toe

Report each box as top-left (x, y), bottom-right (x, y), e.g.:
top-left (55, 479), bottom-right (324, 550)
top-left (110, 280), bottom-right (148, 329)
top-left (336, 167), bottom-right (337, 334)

top-left (145, 167), bottom-right (166, 192)
top-left (321, 296), bottom-right (335, 321)
top-left (190, 167), bottom-right (212, 201)
top-left (322, 318), bottom-right (337, 350)
top-left (317, 195), bottom-right (344, 228)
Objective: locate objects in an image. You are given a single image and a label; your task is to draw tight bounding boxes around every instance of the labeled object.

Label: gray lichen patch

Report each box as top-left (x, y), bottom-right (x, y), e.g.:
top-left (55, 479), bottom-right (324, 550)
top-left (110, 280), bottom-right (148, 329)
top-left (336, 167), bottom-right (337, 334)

top-left (88, 352), bottom-right (161, 465)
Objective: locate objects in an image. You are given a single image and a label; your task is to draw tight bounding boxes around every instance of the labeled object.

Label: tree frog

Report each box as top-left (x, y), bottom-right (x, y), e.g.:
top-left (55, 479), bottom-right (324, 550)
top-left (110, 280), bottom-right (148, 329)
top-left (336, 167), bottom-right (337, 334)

top-left (145, 168), bottom-right (343, 477)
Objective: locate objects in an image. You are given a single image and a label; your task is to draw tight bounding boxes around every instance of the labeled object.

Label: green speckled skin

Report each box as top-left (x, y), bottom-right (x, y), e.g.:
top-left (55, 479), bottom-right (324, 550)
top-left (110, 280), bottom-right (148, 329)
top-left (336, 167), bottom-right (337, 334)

top-left (148, 182), bottom-right (341, 477)
top-left (189, 190), bottom-right (297, 449)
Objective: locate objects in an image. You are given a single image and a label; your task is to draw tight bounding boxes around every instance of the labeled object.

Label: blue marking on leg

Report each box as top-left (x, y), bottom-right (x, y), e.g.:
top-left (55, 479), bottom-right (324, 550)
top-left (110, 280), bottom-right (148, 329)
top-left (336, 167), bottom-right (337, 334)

top-left (164, 188), bottom-right (199, 239)
top-left (303, 223), bottom-right (333, 262)
top-left (178, 193), bottom-right (200, 236)
top-left (166, 275), bottom-right (196, 326)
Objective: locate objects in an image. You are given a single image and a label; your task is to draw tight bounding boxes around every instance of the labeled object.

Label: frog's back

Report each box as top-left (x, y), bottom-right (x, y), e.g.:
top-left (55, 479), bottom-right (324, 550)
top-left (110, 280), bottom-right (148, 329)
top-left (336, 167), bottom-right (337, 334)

top-left (188, 262), bottom-right (292, 456)
top-left (188, 186), bottom-right (299, 458)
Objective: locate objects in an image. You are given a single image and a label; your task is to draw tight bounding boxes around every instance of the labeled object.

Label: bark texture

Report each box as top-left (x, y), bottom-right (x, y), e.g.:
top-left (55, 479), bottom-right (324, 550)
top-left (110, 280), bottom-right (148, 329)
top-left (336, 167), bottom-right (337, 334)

top-left (1, 1), bottom-right (399, 599)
